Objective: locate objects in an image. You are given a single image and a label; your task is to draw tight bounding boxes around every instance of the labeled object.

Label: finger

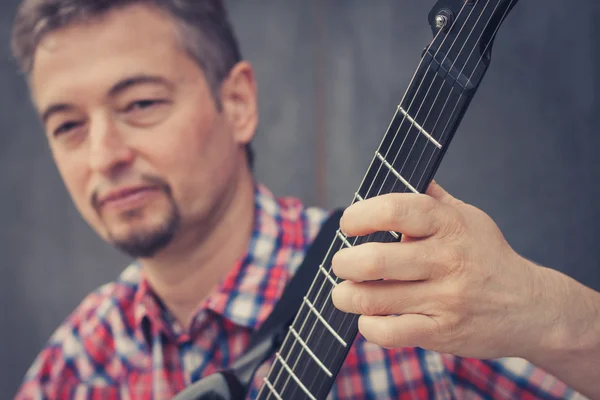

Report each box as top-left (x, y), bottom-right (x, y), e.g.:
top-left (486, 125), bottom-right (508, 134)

top-left (331, 280), bottom-right (430, 316)
top-left (426, 180), bottom-right (462, 206)
top-left (340, 192), bottom-right (451, 238)
top-left (331, 242), bottom-right (434, 282)
top-left (358, 314), bottom-right (439, 349)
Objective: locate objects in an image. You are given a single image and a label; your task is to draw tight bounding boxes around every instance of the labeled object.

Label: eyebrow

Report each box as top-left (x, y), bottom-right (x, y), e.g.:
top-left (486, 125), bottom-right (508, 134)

top-left (107, 74), bottom-right (173, 98)
top-left (41, 103), bottom-right (74, 125)
top-left (40, 74), bottom-right (174, 124)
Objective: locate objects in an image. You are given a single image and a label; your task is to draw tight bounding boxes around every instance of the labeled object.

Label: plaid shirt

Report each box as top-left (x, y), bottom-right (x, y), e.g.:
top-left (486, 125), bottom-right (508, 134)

top-left (16, 184), bottom-right (584, 400)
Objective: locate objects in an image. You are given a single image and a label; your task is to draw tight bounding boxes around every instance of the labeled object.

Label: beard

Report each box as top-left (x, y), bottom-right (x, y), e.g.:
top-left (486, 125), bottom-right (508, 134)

top-left (94, 175), bottom-right (182, 259)
top-left (109, 204), bottom-right (180, 259)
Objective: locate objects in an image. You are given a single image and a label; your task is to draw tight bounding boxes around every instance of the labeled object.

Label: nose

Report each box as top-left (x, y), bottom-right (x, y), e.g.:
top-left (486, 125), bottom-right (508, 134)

top-left (88, 115), bottom-right (135, 175)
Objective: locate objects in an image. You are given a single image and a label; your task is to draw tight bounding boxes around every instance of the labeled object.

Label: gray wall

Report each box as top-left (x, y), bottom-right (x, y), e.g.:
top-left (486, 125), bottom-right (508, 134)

top-left (1, 1), bottom-right (599, 397)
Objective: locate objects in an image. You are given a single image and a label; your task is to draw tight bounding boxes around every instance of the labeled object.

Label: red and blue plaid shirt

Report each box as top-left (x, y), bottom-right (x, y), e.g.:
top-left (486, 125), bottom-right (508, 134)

top-left (16, 184), bottom-right (584, 399)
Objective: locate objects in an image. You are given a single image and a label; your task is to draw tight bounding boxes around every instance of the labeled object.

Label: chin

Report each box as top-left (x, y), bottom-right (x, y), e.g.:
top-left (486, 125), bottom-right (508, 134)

top-left (105, 206), bottom-right (181, 259)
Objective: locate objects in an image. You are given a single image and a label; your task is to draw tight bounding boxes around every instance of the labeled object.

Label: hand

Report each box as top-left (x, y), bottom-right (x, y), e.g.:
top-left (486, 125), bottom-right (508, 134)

top-left (330, 181), bottom-right (553, 360)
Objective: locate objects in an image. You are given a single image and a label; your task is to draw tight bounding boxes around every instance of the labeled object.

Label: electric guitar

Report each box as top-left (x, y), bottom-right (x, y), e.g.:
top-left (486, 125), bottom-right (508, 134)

top-left (174, 0), bottom-right (521, 398)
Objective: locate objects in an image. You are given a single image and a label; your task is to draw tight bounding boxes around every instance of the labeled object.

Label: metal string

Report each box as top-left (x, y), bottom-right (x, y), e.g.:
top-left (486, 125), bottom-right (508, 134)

top-left (273, 2), bottom-right (480, 398)
top-left (261, 4), bottom-right (470, 398)
top-left (258, 0), bottom-right (516, 397)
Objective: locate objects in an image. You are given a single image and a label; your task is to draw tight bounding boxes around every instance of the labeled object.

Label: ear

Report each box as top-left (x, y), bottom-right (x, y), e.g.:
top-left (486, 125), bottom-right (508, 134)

top-left (220, 61), bottom-right (258, 145)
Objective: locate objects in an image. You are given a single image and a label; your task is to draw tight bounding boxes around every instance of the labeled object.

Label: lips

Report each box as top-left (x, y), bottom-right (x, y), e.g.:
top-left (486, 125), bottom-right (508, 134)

top-left (96, 186), bottom-right (159, 210)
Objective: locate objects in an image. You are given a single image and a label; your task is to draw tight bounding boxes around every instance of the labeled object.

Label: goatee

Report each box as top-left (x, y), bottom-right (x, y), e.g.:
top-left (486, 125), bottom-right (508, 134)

top-left (111, 206), bottom-right (180, 259)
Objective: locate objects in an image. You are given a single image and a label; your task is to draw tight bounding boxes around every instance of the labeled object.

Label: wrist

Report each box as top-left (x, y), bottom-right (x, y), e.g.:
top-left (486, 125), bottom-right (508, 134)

top-left (522, 261), bottom-right (600, 368)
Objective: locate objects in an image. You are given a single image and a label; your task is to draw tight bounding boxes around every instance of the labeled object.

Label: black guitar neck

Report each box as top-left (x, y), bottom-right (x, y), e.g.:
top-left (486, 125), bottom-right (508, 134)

top-left (255, 1), bottom-right (520, 399)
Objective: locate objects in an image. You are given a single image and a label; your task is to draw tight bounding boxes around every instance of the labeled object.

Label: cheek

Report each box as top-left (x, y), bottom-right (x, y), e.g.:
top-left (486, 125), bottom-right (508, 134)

top-left (54, 151), bottom-right (104, 233)
top-left (156, 116), bottom-right (239, 211)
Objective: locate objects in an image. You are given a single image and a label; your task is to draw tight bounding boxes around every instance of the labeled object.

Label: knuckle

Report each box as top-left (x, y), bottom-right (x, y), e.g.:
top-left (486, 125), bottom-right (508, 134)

top-left (430, 283), bottom-right (468, 317)
top-left (363, 244), bottom-right (386, 280)
top-left (384, 195), bottom-right (407, 223)
top-left (429, 316), bottom-right (445, 337)
top-left (442, 212), bottom-right (468, 240)
top-left (352, 288), bottom-right (373, 315)
top-left (435, 245), bottom-right (466, 275)
top-left (417, 243), bottom-right (435, 265)
top-left (418, 195), bottom-right (439, 229)
top-left (418, 194), bottom-right (437, 214)
top-left (442, 282), bottom-right (469, 311)
top-left (413, 245), bottom-right (436, 280)
top-left (437, 315), bottom-right (462, 348)
top-left (428, 290), bottom-right (472, 351)
top-left (416, 316), bottom-right (444, 350)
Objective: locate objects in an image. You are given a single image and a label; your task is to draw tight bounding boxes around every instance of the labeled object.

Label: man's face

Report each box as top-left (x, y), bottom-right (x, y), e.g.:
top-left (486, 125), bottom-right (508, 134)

top-left (29, 5), bottom-right (256, 258)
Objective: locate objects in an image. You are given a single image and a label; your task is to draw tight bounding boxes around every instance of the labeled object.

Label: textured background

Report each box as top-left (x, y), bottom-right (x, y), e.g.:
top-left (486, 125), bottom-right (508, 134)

top-left (1, 0), bottom-right (599, 396)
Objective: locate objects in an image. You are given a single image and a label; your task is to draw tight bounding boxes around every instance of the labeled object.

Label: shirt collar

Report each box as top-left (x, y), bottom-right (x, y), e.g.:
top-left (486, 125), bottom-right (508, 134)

top-left (130, 183), bottom-right (309, 337)
top-left (202, 183), bottom-right (300, 329)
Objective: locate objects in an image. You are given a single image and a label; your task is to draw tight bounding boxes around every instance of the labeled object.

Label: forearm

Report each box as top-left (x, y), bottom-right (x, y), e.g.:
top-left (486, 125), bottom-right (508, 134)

top-left (525, 262), bottom-right (600, 399)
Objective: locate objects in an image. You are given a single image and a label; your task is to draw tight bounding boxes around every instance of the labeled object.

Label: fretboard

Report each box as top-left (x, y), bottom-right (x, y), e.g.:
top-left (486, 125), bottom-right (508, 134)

top-left (256, 1), bottom-right (519, 398)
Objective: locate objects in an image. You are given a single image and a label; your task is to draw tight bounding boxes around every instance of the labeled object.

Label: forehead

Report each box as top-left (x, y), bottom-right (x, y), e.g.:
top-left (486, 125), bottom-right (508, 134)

top-left (30, 5), bottom-right (195, 108)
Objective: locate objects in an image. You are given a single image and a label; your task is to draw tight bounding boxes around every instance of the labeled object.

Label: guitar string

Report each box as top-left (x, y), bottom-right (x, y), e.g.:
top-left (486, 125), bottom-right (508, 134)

top-left (288, 2), bottom-right (484, 394)
top-left (265, 3), bottom-right (473, 398)
top-left (297, 0), bottom-right (508, 396)
top-left (278, 9), bottom-right (478, 396)
top-left (313, 0), bottom-right (500, 394)
top-left (255, 230), bottom-right (341, 400)
top-left (410, 0), bottom-right (515, 195)
top-left (254, 33), bottom-right (444, 398)
top-left (278, 1), bottom-right (489, 397)
top-left (334, 0), bottom-right (516, 350)
top-left (261, 0), bottom-right (514, 397)
top-left (347, 0), bottom-right (498, 248)
top-left (351, 1), bottom-right (483, 247)
top-left (329, 0), bottom-right (518, 396)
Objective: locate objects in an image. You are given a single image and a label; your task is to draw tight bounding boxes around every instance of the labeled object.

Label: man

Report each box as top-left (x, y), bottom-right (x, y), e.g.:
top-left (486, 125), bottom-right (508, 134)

top-left (10, 0), bottom-right (597, 399)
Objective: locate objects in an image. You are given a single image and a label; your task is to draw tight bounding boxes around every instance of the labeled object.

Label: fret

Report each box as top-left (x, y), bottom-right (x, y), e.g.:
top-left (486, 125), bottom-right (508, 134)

top-left (375, 152), bottom-right (419, 194)
top-left (396, 62), bottom-right (467, 151)
top-left (400, 64), bottom-right (467, 149)
top-left (262, 377), bottom-right (283, 400)
top-left (256, 1), bottom-right (521, 397)
top-left (319, 265), bottom-right (338, 287)
top-left (375, 116), bottom-right (443, 196)
top-left (275, 353), bottom-right (316, 400)
top-left (303, 297), bottom-right (347, 347)
top-left (397, 106), bottom-right (442, 149)
top-left (336, 231), bottom-right (353, 248)
top-left (423, 84), bottom-right (455, 148)
top-left (357, 149), bottom-right (415, 201)
top-left (389, 230), bottom-right (400, 240)
top-left (289, 327), bottom-right (333, 378)
top-left (274, 298), bottom-right (349, 399)
top-left (356, 107), bottom-right (444, 201)
top-left (357, 155), bottom-right (393, 200)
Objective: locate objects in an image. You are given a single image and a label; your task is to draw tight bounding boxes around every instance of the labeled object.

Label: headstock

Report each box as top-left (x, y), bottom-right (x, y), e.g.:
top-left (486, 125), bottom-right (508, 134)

top-left (426, 0), bottom-right (521, 89)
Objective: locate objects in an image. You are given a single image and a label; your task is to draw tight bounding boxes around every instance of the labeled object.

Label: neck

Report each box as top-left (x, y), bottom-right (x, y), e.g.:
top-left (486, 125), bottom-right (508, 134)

top-left (140, 167), bottom-right (255, 328)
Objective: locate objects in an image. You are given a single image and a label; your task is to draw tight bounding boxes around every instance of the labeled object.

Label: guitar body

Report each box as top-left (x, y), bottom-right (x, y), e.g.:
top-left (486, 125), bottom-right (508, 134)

top-left (174, 1), bottom-right (522, 399)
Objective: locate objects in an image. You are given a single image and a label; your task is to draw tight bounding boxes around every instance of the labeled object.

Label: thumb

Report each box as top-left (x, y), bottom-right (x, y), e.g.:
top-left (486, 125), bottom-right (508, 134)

top-left (426, 180), bottom-right (461, 205)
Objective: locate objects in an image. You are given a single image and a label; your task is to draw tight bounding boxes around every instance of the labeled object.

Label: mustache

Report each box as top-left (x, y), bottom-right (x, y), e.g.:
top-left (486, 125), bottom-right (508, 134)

top-left (91, 174), bottom-right (171, 211)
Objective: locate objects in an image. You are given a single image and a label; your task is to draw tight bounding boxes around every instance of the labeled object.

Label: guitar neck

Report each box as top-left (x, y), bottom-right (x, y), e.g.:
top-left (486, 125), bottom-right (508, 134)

top-left (256, 1), bottom-right (519, 399)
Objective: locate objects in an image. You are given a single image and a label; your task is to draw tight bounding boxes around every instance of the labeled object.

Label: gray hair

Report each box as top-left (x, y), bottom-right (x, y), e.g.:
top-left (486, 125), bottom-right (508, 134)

top-left (11, 0), bottom-right (254, 166)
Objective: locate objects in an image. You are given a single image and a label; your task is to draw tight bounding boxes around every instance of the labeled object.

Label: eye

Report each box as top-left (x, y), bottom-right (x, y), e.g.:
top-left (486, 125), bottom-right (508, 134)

top-left (125, 99), bottom-right (165, 112)
top-left (120, 98), bottom-right (171, 126)
top-left (52, 120), bottom-right (83, 137)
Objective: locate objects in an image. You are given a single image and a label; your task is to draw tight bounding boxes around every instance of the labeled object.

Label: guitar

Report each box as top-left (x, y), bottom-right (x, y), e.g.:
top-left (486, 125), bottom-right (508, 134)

top-left (174, 0), bottom-right (521, 398)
